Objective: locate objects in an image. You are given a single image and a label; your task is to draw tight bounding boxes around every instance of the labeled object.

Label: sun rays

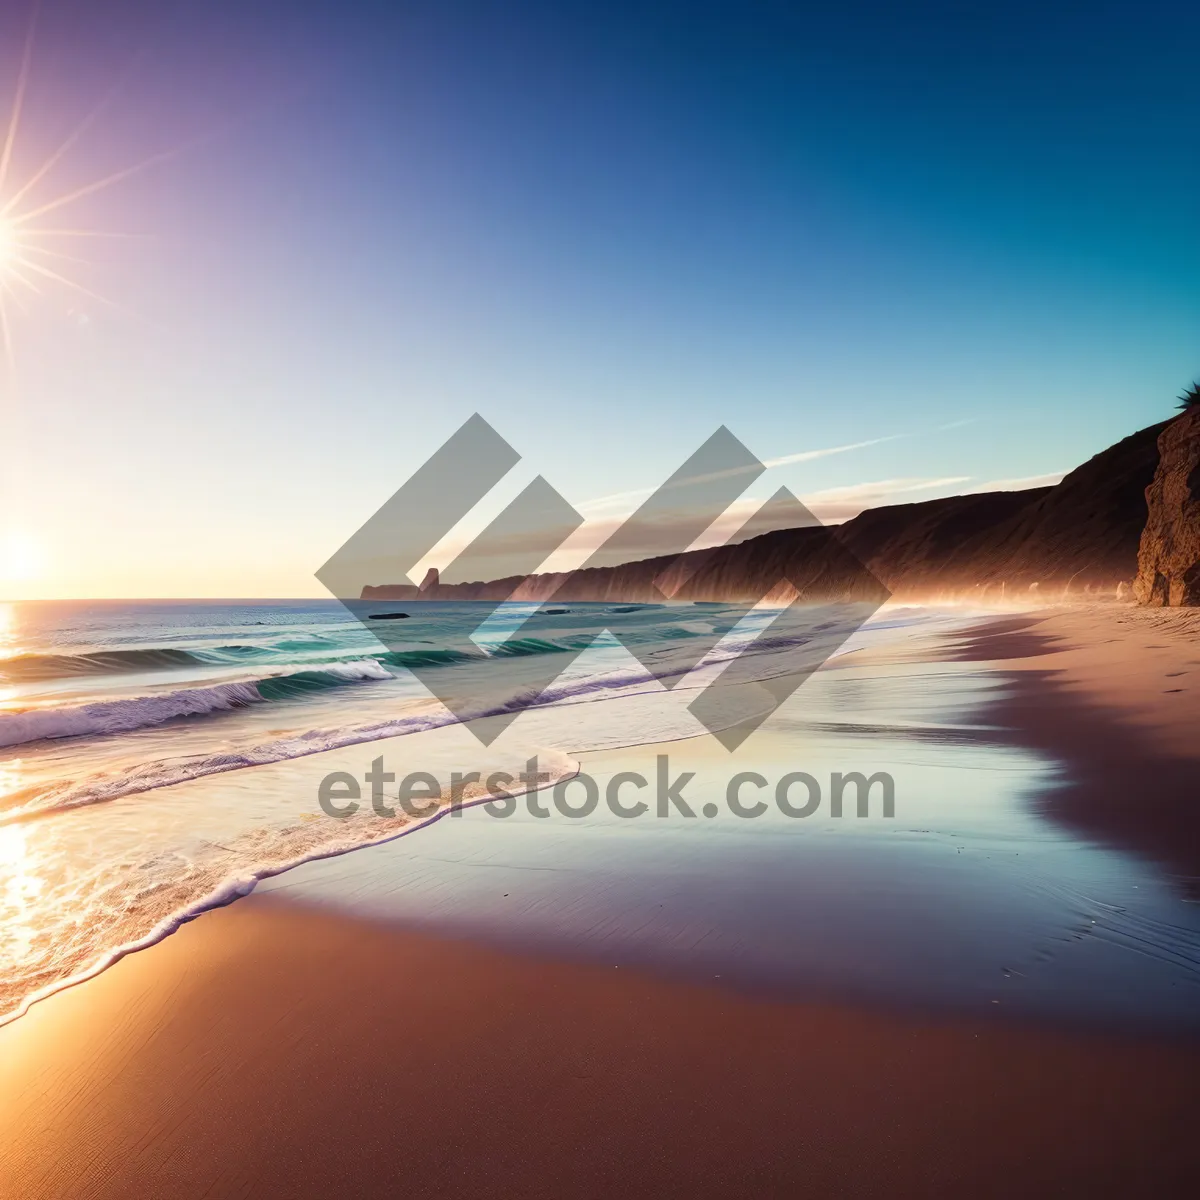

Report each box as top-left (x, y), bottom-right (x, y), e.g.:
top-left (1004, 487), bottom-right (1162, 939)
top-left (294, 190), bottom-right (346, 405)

top-left (0, 0), bottom-right (161, 376)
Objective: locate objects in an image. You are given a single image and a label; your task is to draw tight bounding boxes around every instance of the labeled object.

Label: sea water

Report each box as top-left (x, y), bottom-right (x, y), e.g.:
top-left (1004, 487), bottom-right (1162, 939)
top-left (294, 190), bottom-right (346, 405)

top-left (3, 598), bottom-right (1198, 1032)
top-left (0, 597), bottom-right (941, 1021)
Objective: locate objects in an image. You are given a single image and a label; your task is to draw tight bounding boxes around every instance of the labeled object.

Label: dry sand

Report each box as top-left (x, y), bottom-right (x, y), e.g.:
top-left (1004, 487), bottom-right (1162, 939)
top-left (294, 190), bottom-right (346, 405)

top-left (1, 603), bottom-right (1198, 1199)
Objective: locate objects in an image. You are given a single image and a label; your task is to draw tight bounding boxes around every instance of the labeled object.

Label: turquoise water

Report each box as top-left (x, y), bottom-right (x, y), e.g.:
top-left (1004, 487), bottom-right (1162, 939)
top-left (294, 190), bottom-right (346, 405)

top-left (3, 598), bottom-right (1198, 1034)
top-left (0, 597), bottom-right (937, 1021)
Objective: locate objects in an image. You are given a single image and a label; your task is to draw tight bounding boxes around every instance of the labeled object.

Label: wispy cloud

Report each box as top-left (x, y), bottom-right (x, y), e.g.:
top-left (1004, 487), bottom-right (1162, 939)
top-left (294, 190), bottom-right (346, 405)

top-left (964, 471), bottom-right (1064, 493)
top-left (761, 434), bottom-right (903, 469)
top-left (412, 433), bottom-right (1062, 583)
top-left (530, 476), bottom-right (970, 572)
top-left (799, 469), bottom-right (1062, 524)
top-left (800, 476), bottom-right (971, 523)
top-left (576, 433), bottom-right (901, 514)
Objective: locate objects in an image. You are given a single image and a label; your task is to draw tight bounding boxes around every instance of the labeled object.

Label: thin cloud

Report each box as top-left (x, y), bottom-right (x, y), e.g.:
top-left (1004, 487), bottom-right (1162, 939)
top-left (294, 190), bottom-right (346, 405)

top-left (414, 437), bottom-right (1062, 582)
top-left (762, 434), bottom-right (903, 469)
top-left (576, 433), bottom-right (901, 514)
top-left (801, 476), bottom-right (972, 523)
top-left (964, 471), bottom-right (1064, 493)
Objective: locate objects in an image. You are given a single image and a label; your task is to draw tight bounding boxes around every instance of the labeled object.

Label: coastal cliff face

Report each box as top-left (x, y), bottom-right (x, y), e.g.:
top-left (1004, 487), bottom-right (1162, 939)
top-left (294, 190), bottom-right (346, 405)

top-left (361, 421), bottom-right (1167, 605)
top-left (1134, 408), bottom-right (1200, 606)
top-left (855, 420), bottom-right (1167, 596)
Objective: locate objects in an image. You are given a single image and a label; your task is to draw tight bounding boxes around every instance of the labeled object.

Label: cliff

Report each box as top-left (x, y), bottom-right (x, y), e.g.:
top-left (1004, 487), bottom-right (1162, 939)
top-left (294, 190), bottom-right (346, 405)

top-left (362, 420), bottom-right (1168, 605)
top-left (1134, 407), bottom-right (1200, 606)
top-left (847, 420), bottom-right (1168, 596)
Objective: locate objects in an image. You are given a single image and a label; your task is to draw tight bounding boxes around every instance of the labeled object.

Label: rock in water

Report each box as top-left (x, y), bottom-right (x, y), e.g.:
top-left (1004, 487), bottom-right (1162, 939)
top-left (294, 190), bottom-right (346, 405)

top-left (1134, 407), bottom-right (1200, 606)
top-left (418, 567), bottom-right (439, 595)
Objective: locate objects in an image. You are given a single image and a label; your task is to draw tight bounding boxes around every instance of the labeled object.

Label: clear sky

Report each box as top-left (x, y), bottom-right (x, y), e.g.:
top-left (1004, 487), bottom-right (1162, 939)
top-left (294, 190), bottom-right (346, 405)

top-left (0, 0), bottom-right (1196, 599)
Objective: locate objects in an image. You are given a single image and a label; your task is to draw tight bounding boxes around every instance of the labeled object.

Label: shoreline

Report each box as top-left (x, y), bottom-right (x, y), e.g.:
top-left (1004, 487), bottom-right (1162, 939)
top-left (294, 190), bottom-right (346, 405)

top-left (0, 600), bottom-right (966, 1029)
top-left (4, 601), bottom-right (1198, 1032)
top-left (2, 603), bottom-right (1199, 1195)
top-left (959, 605), bottom-right (1200, 885)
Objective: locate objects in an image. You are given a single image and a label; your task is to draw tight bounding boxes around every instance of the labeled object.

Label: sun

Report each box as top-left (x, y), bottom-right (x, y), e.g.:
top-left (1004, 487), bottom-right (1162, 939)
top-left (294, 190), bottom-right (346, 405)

top-left (0, 0), bottom-right (167, 373)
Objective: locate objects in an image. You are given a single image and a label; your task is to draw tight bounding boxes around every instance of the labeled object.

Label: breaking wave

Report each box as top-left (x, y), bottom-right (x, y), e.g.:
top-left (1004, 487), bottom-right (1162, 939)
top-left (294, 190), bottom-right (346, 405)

top-left (0, 660), bottom-right (394, 750)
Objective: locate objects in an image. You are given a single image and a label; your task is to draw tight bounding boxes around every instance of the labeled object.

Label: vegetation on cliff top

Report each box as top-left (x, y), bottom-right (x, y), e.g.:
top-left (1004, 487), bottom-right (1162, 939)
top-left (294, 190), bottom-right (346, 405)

top-left (1177, 381), bottom-right (1200, 411)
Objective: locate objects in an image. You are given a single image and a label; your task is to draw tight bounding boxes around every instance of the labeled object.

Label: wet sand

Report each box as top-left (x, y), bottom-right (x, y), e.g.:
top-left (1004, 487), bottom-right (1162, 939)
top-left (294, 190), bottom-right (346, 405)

top-left (1, 604), bottom-right (1199, 1198)
top-left (1, 894), bottom-right (1198, 1200)
top-left (957, 604), bottom-right (1200, 884)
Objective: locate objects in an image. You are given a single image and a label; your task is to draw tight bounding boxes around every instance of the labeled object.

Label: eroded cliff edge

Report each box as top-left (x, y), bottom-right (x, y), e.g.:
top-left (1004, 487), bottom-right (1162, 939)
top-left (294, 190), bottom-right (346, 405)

top-left (1134, 407), bottom-right (1200, 607)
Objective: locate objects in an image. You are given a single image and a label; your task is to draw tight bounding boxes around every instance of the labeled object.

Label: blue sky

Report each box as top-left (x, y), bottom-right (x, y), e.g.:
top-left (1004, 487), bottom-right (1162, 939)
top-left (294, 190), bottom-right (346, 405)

top-left (0, 0), bottom-right (1197, 597)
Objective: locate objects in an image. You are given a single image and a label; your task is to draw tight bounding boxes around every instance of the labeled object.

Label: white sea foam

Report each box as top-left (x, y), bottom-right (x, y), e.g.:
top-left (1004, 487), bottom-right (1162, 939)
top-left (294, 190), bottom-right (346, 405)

top-left (0, 659), bottom-right (394, 750)
top-left (0, 600), bottom-right (971, 1027)
top-left (0, 734), bottom-right (578, 1027)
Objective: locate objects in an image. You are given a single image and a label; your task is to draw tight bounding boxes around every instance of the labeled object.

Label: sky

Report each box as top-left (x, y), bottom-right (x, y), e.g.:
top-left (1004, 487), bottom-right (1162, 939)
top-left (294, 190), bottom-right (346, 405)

top-left (0, 0), bottom-right (1196, 599)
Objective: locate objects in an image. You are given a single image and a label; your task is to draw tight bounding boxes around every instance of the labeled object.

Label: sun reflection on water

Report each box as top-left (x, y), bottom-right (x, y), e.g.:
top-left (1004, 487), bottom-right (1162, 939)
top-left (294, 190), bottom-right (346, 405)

top-left (0, 820), bottom-right (43, 966)
top-left (0, 754), bottom-right (43, 966)
top-left (0, 602), bottom-right (16, 658)
top-left (0, 757), bottom-right (23, 802)
top-left (0, 604), bottom-right (22, 708)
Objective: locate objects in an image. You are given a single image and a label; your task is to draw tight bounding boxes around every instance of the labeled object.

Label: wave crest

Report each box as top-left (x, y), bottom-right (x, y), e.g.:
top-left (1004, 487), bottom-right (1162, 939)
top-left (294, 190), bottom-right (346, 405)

top-left (0, 660), bottom-right (393, 750)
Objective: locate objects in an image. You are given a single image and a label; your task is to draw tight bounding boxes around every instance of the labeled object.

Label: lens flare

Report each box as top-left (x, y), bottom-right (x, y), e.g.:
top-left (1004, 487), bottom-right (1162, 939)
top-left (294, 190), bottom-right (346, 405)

top-left (0, 1), bottom-right (156, 373)
top-left (0, 219), bottom-right (16, 266)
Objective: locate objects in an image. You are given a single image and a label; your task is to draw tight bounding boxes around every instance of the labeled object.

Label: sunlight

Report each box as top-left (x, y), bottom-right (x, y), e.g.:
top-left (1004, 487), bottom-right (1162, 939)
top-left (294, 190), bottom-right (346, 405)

top-left (0, 601), bottom-right (20, 665)
top-left (0, 823), bottom-right (24, 868)
top-left (0, 218), bottom-right (16, 267)
top-left (0, 530), bottom-right (45, 582)
top-left (0, 758), bottom-right (24, 803)
top-left (0, 816), bottom-right (43, 968)
top-left (0, 0), bottom-right (156, 370)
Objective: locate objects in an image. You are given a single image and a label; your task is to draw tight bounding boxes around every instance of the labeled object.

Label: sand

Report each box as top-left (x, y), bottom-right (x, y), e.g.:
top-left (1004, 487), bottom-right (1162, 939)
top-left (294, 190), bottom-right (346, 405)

top-left (957, 603), bottom-right (1200, 762)
top-left (1, 896), bottom-right (1198, 1199)
top-left (1, 603), bottom-right (1198, 1198)
top-left (956, 604), bottom-right (1200, 883)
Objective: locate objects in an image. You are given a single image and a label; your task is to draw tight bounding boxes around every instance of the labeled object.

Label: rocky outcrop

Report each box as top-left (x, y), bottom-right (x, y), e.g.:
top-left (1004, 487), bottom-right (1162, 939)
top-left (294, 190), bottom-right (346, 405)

top-left (1134, 407), bottom-right (1200, 606)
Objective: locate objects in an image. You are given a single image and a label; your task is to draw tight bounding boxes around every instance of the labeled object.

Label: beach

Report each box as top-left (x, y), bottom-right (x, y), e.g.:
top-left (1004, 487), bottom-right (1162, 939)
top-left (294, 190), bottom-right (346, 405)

top-left (4, 1), bottom-right (1199, 1192)
top-left (1, 603), bottom-right (1199, 1197)
top-left (2, 893), bottom-right (1197, 1200)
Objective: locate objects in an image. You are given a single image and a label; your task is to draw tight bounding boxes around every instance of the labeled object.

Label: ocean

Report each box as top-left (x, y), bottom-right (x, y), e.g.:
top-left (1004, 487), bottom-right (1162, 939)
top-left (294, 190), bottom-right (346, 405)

top-left (0, 597), bottom-right (933, 1022)
top-left (3, 598), bottom-right (1199, 1032)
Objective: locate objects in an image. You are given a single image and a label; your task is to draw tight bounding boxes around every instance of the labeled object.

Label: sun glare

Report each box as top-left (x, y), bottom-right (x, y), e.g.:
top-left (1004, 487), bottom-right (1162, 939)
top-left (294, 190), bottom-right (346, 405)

top-left (0, 824), bottom-right (24, 868)
top-left (0, 219), bottom-right (16, 267)
top-left (0, 530), bottom-right (45, 582)
top-left (0, 1), bottom-right (156, 371)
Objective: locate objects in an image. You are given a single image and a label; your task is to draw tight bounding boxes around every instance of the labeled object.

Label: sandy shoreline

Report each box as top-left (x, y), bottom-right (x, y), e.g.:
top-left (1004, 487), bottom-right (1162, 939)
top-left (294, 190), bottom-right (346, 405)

top-left (2, 894), bottom-right (1198, 1199)
top-left (2, 603), bottom-right (1199, 1197)
top-left (958, 605), bottom-right (1200, 885)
